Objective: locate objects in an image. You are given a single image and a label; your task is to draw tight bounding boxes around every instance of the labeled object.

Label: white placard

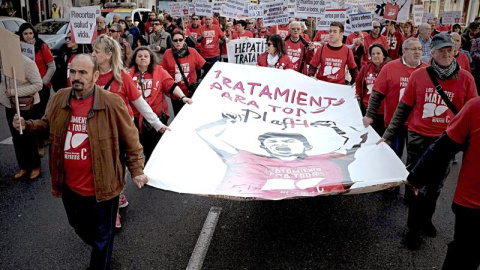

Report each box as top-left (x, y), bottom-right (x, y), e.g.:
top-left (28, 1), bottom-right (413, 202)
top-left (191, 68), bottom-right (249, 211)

top-left (441, 11), bottom-right (462, 24)
top-left (221, 0), bottom-right (248, 19)
top-left (412, 5), bottom-right (424, 26)
top-left (20, 42), bottom-right (35, 61)
top-left (262, 1), bottom-right (289, 27)
top-left (423, 12), bottom-right (435, 23)
top-left (69, 6), bottom-right (99, 44)
top-left (349, 12), bottom-right (373, 32)
top-left (375, 0), bottom-right (412, 23)
top-left (295, 0), bottom-right (328, 19)
top-left (212, 0), bottom-right (227, 13)
top-left (248, 3), bottom-right (263, 19)
top-left (226, 38), bottom-right (266, 65)
top-left (169, 2), bottom-right (189, 17)
top-left (195, 2), bottom-right (213, 17)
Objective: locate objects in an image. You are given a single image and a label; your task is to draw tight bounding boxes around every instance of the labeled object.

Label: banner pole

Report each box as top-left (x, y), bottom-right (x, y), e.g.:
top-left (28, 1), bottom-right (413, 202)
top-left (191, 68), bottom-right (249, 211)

top-left (12, 66), bottom-right (23, 135)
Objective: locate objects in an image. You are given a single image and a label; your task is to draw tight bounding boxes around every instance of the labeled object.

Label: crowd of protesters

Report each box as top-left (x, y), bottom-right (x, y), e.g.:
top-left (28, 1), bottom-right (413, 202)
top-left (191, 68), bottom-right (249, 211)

top-left (1, 7), bottom-right (480, 269)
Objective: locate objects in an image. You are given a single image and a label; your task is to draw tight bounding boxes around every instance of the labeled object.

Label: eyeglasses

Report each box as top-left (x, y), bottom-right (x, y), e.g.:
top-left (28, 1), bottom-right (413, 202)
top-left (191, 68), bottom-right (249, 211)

top-left (172, 38), bottom-right (184, 42)
top-left (65, 36), bottom-right (71, 41)
top-left (126, 20), bottom-right (132, 22)
top-left (153, 23), bottom-right (161, 26)
top-left (291, 28), bottom-right (301, 30)
top-left (192, 18), bottom-right (200, 20)
top-left (267, 42), bottom-right (273, 46)
top-left (405, 47), bottom-right (422, 51)
top-left (109, 29), bottom-right (119, 33)
top-left (373, 26), bottom-right (381, 29)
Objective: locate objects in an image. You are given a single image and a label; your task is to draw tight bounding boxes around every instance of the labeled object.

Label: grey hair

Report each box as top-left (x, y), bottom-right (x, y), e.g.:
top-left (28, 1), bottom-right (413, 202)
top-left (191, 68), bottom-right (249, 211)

top-left (402, 37), bottom-right (420, 53)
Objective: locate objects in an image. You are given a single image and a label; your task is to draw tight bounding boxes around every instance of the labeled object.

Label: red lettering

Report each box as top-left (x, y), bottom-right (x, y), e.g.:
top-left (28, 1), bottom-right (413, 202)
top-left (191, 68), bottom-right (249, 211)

top-left (223, 77), bottom-right (232, 88)
top-left (248, 82), bottom-right (262, 95)
top-left (296, 108), bottom-right (307, 116)
top-left (234, 94), bottom-right (246, 104)
top-left (274, 87), bottom-right (290, 102)
top-left (211, 82), bottom-right (222, 90)
top-left (283, 107), bottom-right (294, 114)
top-left (232, 81), bottom-right (245, 93)
top-left (214, 70), bottom-right (221, 78)
top-left (296, 91), bottom-right (307, 106)
top-left (309, 96), bottom-right (322, 107)
top-left (258, 85), bottom-right (272, 99)
top-left (221, 92), bottom-right (232, 100)
top-left (246, 100), bottom-right (259, 108)
top-left (289, 119), bottom-right (309, 128)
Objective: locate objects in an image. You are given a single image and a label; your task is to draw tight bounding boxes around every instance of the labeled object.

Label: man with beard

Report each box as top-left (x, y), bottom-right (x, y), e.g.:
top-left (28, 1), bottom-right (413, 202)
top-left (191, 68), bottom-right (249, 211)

top-left (13, 54), bottom-right (147, 270)
top-left (96, 16), bottom-right (107, 36)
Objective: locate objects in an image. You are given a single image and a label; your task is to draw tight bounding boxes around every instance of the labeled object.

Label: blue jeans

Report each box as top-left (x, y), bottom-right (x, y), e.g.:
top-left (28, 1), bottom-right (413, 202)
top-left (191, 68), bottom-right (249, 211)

top-left (202, 56), bottom-right (220, 76)
top-left (62, 185), bottom-right (119, 270)
top-left (389, 125), bottom-right (407, 159)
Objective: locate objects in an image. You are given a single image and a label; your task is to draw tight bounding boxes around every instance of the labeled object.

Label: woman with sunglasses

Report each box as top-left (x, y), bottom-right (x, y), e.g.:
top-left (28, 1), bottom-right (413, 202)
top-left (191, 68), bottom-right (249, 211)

top-left (257, 34), bottom-right (293, 70)
top-left (162, 29), bottom-right (206, 115)
top-left (149, 18), bottom-right (172, 63)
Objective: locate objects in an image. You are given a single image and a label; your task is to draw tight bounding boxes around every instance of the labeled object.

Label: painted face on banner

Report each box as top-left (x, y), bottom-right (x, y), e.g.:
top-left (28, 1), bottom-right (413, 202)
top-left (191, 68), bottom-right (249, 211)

top-left (262, 137), bottom-right (307, 158)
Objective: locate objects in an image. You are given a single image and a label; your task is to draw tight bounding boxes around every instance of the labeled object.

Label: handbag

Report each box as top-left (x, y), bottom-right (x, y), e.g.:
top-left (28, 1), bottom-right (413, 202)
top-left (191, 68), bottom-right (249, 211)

top-left (141, 112), bottom-right (169, 132)
top-left (426, 66), bottom-right (459, 115)
top-left (173, 52), bottom-right (199, 97)
top-left (10, 96), bottom-right (35, 112)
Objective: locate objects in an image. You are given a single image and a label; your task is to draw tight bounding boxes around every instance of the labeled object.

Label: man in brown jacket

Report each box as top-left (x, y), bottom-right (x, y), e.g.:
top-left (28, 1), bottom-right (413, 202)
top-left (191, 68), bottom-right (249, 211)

top-left (13, 54), bottom-right (147, 270)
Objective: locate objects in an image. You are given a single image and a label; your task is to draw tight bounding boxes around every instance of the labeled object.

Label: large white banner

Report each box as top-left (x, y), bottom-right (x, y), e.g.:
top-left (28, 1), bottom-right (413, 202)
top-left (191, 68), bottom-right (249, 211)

top-left (375, 0), bottom-right (411, 23)
top-left (145, 63), bottom-right (408, 200)
top-left (226, 38), bottom-right (266, 65)
top-left (69, 6), bottom-right (99, 44)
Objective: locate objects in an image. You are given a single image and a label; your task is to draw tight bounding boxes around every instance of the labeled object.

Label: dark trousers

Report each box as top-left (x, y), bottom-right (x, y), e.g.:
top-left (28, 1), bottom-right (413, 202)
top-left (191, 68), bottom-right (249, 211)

top-left (202, 56), bottom-right (220, 77)
top-left (171, 98), bottom-right (185, 117)
top-left (35, 84), bottom-right (50, 119)
top-left (405, 131), bottom-right (451, 233)
top-left (134, 117), bottom-right (163, 164)
top-left (5, 107), bottom-right (41, 170)
top-left (443, 203), bottom-right (480, 270)
top-left (62, 186), bottom-right (119, 270)
top-left (390, 125), bottom-right (407, 159)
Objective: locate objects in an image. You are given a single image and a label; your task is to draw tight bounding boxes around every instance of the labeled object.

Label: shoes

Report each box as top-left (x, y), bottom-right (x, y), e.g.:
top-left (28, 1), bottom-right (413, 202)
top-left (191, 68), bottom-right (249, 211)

top-left (14, 169), bottom-right (28, 179)
top-left (404, 230), bottom-right (422, 250)
top-left (38, 147), bottom-right (45, 157)
top-left (115, 214), bottom-right (121, 228)
top-left (29, 167), bottom-right (41, 180)
top-left (422, 222), bottom-right (437, 237)
top-left (119, 194), bottom-right (129, 208)
top-left (452, 158), bottom-right (458, 164)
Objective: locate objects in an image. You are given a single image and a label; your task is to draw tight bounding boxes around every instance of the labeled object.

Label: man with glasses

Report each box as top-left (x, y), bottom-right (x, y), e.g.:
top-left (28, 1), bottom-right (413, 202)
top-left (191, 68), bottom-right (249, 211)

top-left (285, 21), bottom-right (314, 75)
top-left (197, 16), bottom-right (226, 75)
top-left (245, 20), bottom-right (259, 38)
top-left (126, 16), bottom-right (141, 49)
top-left (96, 16), bottom-right (107, 36)
top-left (380, 33), bottom-right (477, 249)
top-left (364, 38), bottom-right (427, 158)
top-left (187, 15), bottom-right (203, 52)
top-left (109, 23), bottom-right (133, 65)
top-left (361, 20), bottom-right (388, 65)
top-left (149, 18), bottom-right (171, 64)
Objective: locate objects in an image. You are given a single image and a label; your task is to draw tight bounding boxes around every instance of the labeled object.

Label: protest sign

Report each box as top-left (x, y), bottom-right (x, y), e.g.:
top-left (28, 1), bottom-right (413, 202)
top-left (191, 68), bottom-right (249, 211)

top-left (295, 0), bottom-right (328, 19)
top-left (212, 0), bottom-right (226, 13)
top-left (226, 38), bottom-right (266, 65)
top-left (262, 1), bottom-right (289, 27)
top-left (145, 62), bottom-right (408, 200)
top-left (0, 28), bottom-right (25, 81)
top-left (158, 1), bottom-right (171, 14)
top-left (221, 0), bottom-right (248, 19)
top-left (349, 12), bottom-right (373, 32)
top-left (412, 5), bottom-right (424, 26)
top-left (324, 9), bottom-right (348, 26)
top-left (248, 3), bottom-right (263, 19)
top-left (441, 11), bottom-right (462, 24)
top-left (169, 2), bottom-right (189, 17)
top-left (375, 0), bottom-right (411, 23)
top-left (346, 0), bottom-right (376, 13)
top-left (20, 42), bottom-right (35, 61)
top-left (316, 15), bottom-right (330, 31)
top-left (69, 6), bottom-right (99, 44)
top-left (195, 1), bottom-right (213, 17)
top-left (423, 12), bottom-right (434, 23)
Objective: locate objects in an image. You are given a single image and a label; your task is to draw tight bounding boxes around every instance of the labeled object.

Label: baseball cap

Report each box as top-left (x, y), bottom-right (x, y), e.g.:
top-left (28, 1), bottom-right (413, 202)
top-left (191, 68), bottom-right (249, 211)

top-left (431, 33), bottom-right (455, 50)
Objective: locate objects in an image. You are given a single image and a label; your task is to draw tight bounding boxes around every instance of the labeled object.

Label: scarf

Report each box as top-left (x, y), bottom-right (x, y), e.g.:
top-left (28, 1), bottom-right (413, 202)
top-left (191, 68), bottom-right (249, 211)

top-left (430, 58), bottom-right (460, 80)
top-left (172, 42), bottom-right (189, 58)
top-left (267, 54), bottom-right (279, 67)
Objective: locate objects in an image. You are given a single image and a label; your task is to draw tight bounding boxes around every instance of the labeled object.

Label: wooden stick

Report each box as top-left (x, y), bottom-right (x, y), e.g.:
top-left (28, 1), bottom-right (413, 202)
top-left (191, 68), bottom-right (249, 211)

top-left (12, 66), bottom-right (22, 135)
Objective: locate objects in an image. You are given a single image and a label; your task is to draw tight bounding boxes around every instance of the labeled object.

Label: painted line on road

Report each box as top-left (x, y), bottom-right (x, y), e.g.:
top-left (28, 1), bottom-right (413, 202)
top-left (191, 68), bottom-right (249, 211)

top-left (186, 206), bottom-right (222, 270)
top-left (0, 137), bottom-right (13, 145)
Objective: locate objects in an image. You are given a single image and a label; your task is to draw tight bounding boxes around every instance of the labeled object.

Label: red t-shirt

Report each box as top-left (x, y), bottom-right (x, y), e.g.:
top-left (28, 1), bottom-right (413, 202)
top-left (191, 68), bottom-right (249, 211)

top-left (187, 23), bottom-right (203, 50)
top-left (402, 68), bottom-right (478, 137)
top-left (456, 51), bottom-right (471, 72)
top-left (385, 31), bottom-right (405, 60)
top-left (64, 95), bottom-right (95, 196)
top-left (35, 43), bottom-right (55, 87)
top-left (373, 59), bottom-right (428, 126)
top-left (309, 44), bottom-right (357, 85)
top-left (97, 71), bottom-right (140, 118)
top-left (446, 97), bottom-right (480, 208)
top-left (285, 38), bottom-right (313, 75)
top-left (346, 32), bottom-right (368, 45)
top-left (199, 25), bottom-right (225, 59)
top-left (356, 62), bottom-right (385, 114)
top-left (162, 48), bottom-right (206, 96)
top-left (128, 66), bottom-right (175, 117)
top-left (313, 30), bottom-right (330, 42)
top-left (232, 30), bottom-right (254, 39)
top-left (362, 34), bottom-right (389, 65)
top-left (276, 25), bottom-right (290, 40)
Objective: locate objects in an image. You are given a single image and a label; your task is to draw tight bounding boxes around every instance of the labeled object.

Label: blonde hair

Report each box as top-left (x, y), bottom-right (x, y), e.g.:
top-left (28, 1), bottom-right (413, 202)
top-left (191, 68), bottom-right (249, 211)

top-left (92, 35), bottom-right (124, 86)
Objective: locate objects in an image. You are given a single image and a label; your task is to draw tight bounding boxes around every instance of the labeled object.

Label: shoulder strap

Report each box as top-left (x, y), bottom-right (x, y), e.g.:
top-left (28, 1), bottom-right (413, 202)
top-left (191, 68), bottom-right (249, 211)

top-left (426, 66), bottom-right (459, 115)
top-left (173, 53), bottom-right (190, 88)
top-left (104, 76), bottom-right (115, 90)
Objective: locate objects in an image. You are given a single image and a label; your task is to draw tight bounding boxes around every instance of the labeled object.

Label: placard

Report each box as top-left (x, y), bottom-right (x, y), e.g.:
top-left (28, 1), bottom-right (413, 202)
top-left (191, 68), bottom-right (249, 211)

top-left (195, 1), bottom-right (213, 17)
top-left (0, 28), bottom-right (25, 81)
top-left (349, 12), bottom-right (373, 32)
top-left (262, 1), bottom-right (289, 27)
top-left (441, 11), bottom-right (462, 24)
top-left (226, 38), bottom-right (266, 65)
top-left (221, 0), bottom-right (248, 19)
top-left (412, 5), bottom-right (424, 26)
top-left (295, 0), bottom-right (328, 19)
top-left (69, 6), bottom-right (99, 44)
top-left (20, 42), bottom-right (35, 61)
top-left (169, 2), bottom-right (189, 17)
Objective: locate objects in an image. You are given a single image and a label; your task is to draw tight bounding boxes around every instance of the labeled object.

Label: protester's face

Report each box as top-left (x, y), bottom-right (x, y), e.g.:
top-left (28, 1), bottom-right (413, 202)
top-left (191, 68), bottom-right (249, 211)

top-left (247, 21), bottom-right (254, 29)
top-left (172, 34), bottom-right (184, 50)
top-left (428, 19), bottom-right (435, 28)
top-left (108, 27), bottom-right (121, 39)
top-left (205, 17), bottom-right (213, 27)
top-left (290, 23), bottom-right (301, 38)
top-left (453, 26), bottom-right (461, 33)
top-left (65, 34), bottom-right (77, 48)
top-left (452, 35), bottom-right (462, 50)
top-left (267, 40), bottom-right (276, 55)
top-left (149, 13), bottom-right (156, 21)
top-left (329, 26), bottom-right (342, 43)
top-left (262, 137), bottom-right (306, 157)
top-left (135, 50), bottom-right (151, 68)
top-left (371, 47), bottom-right (384, 66)
top-left (92, 44), bottom-right (111, 66)
top-left (126, 17), bottom-right (133, 26)
top-left (22, 28), bottom-right (34, 42)
top-left (403, 41), bottom-right (422, 63)
top-left (419, 25), bottom-right (432, 38)
top-left (237, 23), bottom-right (244, 32)
top-left (469, 27), bottom-right (479, 38)
top-left (191, 16), bottom-right (200, 25)
top-left (153, 21), bottom-right (162, 32)
top-left (402, 24), bottom-right (411, 34)
top-left (432, 46), bottom-right (455, 67)
top-left (372, 22), bottom-right (381, 35)
top-left (69, 56), bottom-right (98, 93)
top-left (113, 14), bottom-right (120, 23)
top-left (119, 22), bottom-right (127, 32)
top-left (96, 18), bottom-right (106, 30)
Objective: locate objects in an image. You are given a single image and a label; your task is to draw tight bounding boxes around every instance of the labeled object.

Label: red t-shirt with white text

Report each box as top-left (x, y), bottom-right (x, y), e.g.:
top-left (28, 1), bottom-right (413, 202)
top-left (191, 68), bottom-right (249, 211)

top-left (97, 71), bottom-right (140, 118)
top-left (64, 96), bottom-right (95, 196)
top-left (456, 52), bottom-right (471, 72)
top-left (309, 44), bottom-right (356, 85)
top-left (200, 25), bottom-right (225, 59)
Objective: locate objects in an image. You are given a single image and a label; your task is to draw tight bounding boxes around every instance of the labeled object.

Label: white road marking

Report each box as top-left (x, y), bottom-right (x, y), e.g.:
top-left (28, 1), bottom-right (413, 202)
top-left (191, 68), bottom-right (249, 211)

top-left (0, 137), bottom-right (13, 145)
top-left (186, 207), bottom-right (222, 270)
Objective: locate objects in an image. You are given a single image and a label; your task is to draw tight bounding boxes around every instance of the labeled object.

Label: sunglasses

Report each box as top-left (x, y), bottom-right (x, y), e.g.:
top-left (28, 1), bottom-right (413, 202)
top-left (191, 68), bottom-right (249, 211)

top-left (65, 36), bottom-right (71, 41)
top-left (153, 23), bottom-right (161, 26)
top-left (373, 26), bottom-right (381, 29)
top-left (109, 29), bottom-right (119, 33)
top-left (172, 38), bottom-right (184, 42)
top-left (126, 20), bottom-right (132, 22)
top-left (192, 18), bottom-right (200, 20)
top-left (291, 28), bottom-right (301, 30)
top-left (267, 42), bottom-right (273, 46)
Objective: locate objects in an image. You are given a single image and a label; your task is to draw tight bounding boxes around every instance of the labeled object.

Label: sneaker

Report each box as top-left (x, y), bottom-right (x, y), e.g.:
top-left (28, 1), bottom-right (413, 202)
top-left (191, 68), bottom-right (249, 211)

top-left (115, 214), bottom-right (121, 228)
top-left (119, 194), bottom-right (129, 208)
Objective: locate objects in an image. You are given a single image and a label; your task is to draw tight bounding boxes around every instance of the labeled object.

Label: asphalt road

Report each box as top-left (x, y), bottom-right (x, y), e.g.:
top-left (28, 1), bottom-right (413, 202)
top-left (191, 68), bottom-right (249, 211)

top-left (0, 106), bottom-right (462, 270)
